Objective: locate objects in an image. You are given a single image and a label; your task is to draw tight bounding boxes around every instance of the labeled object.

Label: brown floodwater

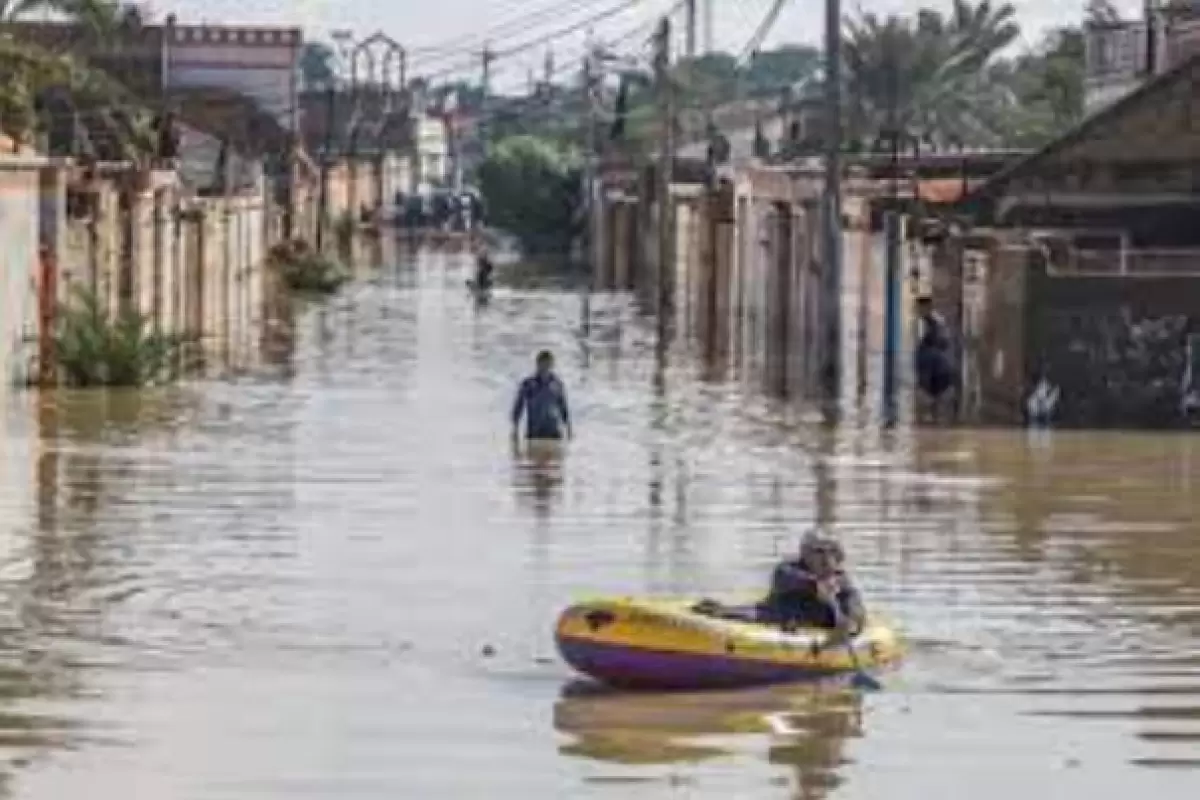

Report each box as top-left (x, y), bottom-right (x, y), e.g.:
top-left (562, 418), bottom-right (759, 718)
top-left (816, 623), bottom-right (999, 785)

top-left (0, 248), bottom-right (1198, 798)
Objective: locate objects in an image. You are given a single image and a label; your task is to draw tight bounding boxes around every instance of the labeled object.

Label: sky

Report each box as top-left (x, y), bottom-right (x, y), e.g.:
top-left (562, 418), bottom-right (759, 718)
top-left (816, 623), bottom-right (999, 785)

top-left (146, 0), bottom-right (1147, 91)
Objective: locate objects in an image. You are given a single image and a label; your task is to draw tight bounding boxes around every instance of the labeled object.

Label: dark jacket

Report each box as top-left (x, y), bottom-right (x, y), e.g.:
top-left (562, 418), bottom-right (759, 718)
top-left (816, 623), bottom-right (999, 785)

top-left (512, 372), bottom-right (570, 439)
top-left (915, 311), bottom-right (954, 397)
top-left (475, 254), bottom-right (494, 288)
top-left (757, 560), bottom-right (863, 630)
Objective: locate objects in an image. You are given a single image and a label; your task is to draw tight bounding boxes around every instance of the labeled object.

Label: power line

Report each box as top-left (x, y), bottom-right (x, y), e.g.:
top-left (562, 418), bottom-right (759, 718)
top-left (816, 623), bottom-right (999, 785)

top-left (451, 24), bottom-right (663, 141)
top-left (410, 0), bottom-right (651, 82)
top-left (735, 0), bottom-right (789, 62)
top-left (406, 0), bottom-right (616, 57)
top-left (466, 29), bottom-right (656, 130)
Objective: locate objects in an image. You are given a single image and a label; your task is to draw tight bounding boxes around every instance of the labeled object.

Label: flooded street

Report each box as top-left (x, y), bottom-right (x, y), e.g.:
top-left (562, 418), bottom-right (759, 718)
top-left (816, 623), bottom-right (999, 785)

top-left (1, 248), bottom-right (1199, 798)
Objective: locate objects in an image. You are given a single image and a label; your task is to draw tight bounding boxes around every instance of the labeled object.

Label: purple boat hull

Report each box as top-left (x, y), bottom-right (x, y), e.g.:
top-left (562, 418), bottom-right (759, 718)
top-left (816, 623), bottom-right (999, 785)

top-left (556, 635), bottom-right (852, 690)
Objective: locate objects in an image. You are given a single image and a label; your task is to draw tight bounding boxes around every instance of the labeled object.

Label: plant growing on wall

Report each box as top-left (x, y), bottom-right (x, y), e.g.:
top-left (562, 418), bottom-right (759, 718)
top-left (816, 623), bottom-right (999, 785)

top-left (52, 285), bottom-right (185, 387)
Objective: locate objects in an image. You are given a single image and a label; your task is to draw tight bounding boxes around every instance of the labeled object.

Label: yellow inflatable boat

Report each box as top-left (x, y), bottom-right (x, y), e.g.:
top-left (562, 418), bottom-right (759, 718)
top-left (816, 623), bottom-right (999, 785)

top-left (555, 596), bottom-right (902, 690)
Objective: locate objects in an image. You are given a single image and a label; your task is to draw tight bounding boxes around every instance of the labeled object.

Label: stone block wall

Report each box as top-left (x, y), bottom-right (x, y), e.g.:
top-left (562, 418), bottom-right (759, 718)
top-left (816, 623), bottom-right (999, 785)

top-left (940, 231), bottom-right (1200, 428)
top-left (1028, 263), bottom-right (1200, 428)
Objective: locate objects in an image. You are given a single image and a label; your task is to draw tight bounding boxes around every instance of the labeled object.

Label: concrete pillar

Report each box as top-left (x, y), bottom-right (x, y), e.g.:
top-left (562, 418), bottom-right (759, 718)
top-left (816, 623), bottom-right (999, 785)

top-left (595, 195), bottom-right (612, 291)
top-left (151, 189), bottom-right (165, 331)
top-left (768, 201), bottom-right (794, 397)
top-left (713, 202), bottom-right (734, 360)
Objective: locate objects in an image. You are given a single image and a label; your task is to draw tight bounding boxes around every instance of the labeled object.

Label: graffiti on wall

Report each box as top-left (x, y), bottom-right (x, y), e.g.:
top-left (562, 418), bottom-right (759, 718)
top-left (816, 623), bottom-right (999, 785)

top-left (1039, 307), bottom-right (1194, 426)
top-left (1184, 333), bottom-right (1200, 420)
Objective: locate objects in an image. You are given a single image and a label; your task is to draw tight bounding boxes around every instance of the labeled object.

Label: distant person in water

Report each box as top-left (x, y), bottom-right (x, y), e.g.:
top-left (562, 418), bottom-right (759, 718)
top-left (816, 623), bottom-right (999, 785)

top-left (914, 295), bottom-right (955, 420)
top-left (512, 350), bottom-right (572, 441)
top-left (473, 245), bottom-right (495, 291)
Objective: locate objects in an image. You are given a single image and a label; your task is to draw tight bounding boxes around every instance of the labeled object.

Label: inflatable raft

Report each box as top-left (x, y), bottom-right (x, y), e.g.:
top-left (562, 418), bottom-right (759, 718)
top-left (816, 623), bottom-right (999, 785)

top-left (555, 596), bottom-right (902, 690)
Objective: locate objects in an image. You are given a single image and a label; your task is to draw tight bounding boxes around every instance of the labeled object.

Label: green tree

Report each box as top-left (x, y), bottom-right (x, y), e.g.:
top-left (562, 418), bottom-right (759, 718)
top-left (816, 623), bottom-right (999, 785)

top-left (743, 44), bottom-right (821, 96)
top-left (298, 41), bottom-right (337, 89)
top-left (0, 0), bottom-right (137, 27)
top-left (677, 52), bottom-right (741, 103)
top-left (477, 134), bottom-right (582, 256)
top-left (998, 26), bottom-right (1085, 147)
top-left (0, 1), bottom-right (155, 148)
top-left (1084, 0), bottom-right (1121, 23)
top-left (842, 0), bottom-right (1022, 147)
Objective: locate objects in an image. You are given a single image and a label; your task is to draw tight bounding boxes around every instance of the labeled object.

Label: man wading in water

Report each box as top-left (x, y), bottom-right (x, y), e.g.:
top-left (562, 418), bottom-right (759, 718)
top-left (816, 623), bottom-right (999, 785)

top-left (512, 350), bottom-right (572, 442)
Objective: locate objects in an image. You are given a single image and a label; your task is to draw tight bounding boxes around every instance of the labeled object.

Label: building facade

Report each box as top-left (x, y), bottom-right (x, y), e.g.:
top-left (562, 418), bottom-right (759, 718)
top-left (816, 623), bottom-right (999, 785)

top-left (164, 19), bottom-right (304, 134)
top-left (3, 17), bottom-right (302, 135)
top-left (1084, 6), bottom-right (1200, 114)
top-left (408, 115), bottom-right (448, 192)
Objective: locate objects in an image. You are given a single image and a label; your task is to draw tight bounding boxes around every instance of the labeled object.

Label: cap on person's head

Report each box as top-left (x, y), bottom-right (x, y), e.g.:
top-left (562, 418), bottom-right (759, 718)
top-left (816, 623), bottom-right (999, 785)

top-left (800, 530), bottom-right (822, 552)
top-left (801, 529), bottom-right (843, 559)
top-left (536, 350), bottom-right (554, 366)
top-left (916, 295), bottom-right (933, 308)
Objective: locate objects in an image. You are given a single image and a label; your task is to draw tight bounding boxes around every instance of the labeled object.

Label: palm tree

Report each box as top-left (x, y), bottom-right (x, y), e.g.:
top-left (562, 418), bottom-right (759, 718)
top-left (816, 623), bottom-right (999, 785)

top-left (842, 0), bottom-right (1021, 149)
top-left (0, 0), bottom-right (118, 23)
top-left (0, 1), bottom-right (155, 150)
top-left (299, 42), bottom-right (338, 90)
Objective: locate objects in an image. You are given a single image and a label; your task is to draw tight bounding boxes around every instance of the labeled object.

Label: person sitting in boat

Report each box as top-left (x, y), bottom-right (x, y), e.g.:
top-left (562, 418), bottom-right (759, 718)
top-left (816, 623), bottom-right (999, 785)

top-left (756, 533), bottom-right (865, 635)
top-left (512, 350), bottom-right (572, 442)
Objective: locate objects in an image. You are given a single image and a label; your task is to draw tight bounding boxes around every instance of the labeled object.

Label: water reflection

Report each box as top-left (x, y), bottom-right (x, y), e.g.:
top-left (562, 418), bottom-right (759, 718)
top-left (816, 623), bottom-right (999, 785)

top-left (554, 680), bottom-right (862, 798)
top-left (2, 248), bottom-right (1200, 798)
top-left (511, 439), bottom-right (565, 517)
top-left (0, 392), bottom-right (173, 787)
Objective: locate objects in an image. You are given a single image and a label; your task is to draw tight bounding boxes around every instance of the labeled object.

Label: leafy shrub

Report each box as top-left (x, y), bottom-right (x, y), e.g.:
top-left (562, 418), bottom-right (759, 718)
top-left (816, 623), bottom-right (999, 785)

top-left (52, 286), bottom-right (185, 387)
top-left (268, 238), bottom-right (350, 295)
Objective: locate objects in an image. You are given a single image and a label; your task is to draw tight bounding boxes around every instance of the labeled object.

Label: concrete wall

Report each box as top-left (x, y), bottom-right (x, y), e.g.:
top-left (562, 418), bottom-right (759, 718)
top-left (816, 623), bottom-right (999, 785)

top-left (655, 167), bottom-right (830, 398)
top-left (0, 155), bottom-right (44, 389)
top-left (591, 158), bottom-right (927, 416)
top-left (31, 162), bottom-right (291, 384)
top-left (594, 163), bottom-right (894, 402)
top-left (939, 232), bottom-right (1200, 428)
top-left (1028, 262), bottom-right (1200, 428)
top-left (318, 157), bottom-right (389, 226)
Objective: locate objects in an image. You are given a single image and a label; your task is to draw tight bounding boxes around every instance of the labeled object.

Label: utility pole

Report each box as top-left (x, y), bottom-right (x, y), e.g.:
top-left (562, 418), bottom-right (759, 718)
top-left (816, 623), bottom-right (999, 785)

top-left (583, 45), bottom-right (600, 280)
top-left (820, 0), bottom-right (844, 412)
top-left (480, 44), bottom-right (495, 160)
top-left (685, 0), bottom-right (696, 58)
top-left (316, 84), bottom-right (336, 251)
top-left (703, 0), bottom-right (713, 54)
top-left (882, 46), bottom-right (902, 425)
top-left (653, 17), bottom-right (674, 332)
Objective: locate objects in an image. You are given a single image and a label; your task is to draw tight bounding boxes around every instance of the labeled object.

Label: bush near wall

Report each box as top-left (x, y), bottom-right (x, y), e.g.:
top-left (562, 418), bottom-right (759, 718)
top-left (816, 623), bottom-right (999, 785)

top-left (267, 239), bottom-right (350, 295)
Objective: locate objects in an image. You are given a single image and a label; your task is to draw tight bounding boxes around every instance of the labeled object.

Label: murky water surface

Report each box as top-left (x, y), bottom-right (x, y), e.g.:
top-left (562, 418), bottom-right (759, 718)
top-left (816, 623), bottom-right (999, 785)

top-left (1, 249), bottom-right (1198, 798)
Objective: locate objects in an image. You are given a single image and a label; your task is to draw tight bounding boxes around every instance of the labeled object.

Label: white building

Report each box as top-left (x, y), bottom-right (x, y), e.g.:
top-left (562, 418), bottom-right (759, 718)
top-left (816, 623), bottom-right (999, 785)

top-left (413, 114), bottom-right (450, 193)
